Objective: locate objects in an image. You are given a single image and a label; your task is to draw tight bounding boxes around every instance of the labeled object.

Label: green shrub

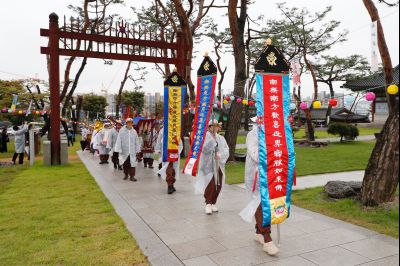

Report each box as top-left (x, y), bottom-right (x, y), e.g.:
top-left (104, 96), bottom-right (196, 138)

top-left (327, 123), bottom-right (359, 143)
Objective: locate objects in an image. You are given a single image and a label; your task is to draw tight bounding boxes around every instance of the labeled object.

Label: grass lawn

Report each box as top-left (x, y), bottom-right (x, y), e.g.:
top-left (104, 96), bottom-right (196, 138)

top-left (291, 187), bottom-right (399, 238)
top-left (294, 127), bottom-right (381, 139)
top-left (227, 141), bottom-right (375, 184)
top-left (0, 138), bottom-right (149, 265)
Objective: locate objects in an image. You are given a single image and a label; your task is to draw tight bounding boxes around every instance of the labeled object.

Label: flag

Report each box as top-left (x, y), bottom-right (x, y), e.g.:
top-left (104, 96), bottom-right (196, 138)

top-left (184, 55), bottom-right (217, 176)
top-left (255, 43), bottom-right (296, 226)
top-left (162, 70), bottom-right (187, 162)
top-left (371, 21), bottom-right (379, 72)
top-left (26, 100), bottom-right (33, 116)
top-left (11, 95), bottom-right (18, 111)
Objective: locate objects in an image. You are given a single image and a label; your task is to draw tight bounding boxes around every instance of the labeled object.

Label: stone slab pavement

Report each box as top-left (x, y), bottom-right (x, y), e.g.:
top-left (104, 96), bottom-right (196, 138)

top-left (78, 151), bottom-right (398, 266)
top-left (236, 171), bottom-right (365, 191)
top-left (236, 135), bottom-right (376, 150)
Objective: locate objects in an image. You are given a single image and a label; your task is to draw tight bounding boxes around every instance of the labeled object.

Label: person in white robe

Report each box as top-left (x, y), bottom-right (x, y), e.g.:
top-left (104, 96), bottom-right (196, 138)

top-left (114, 118), bottom-right (141, 181)
top-left (194, 119), bottom-right (229, 215)
top-left (107, 120), bottom-right (123, 170)
top-left (239, 117), bottom-right (279, 256)
top-left (11, 122), bottom-right (29, 165)
top-left (96, 122), bottom-right (112, 164)
top-left (155, 126), bottom-right (183, 194)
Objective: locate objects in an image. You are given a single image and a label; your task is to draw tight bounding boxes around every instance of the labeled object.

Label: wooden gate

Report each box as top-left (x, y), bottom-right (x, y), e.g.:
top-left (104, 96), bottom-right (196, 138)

top-left (40, 13), bottom-right (188, 165)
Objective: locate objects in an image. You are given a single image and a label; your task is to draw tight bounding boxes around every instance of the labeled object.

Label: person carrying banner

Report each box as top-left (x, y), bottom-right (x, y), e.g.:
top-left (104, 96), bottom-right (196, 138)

top-left (11, 122), bottom-right (29, 165)
top-left (239, 120), bottom-right (280, 256)
top-left (115, 118), bottom-right (141, 181)
top-left (96, 121), bottom-right (112, 164)
top-left (194, 119), bottom-right (229, 215)
top-left (155, 126), bottom-right (183, 194)
top-left (142, 122), bottom-right (161, 169)
top-left (107, 120), bottom-right (123, 170)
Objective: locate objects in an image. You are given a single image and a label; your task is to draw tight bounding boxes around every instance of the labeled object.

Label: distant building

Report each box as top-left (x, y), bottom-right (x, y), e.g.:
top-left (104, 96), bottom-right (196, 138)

top-left (342, 65), bottom-right (399, 124)
top-left (144, 92), bottom-right (163, 115)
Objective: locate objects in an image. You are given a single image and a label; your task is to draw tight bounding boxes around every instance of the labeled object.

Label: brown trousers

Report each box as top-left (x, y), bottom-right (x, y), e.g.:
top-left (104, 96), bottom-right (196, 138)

top-left (123, 156), bottom-right (136, 177)
top-left (204, 168), bottom-right (223, 205)
top-left (111, 152), bottom-right (119, 166)
top-left (99, 154), bottom-right (109, 163)
top-left (166, 162), bottom-right (176, 186)
top-left (255, 204), bottom-right (272, 243)
top-left (143, 158), bottom-right (154, 167)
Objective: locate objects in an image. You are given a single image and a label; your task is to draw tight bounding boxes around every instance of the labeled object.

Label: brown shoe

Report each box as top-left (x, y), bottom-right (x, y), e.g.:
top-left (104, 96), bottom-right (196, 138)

top-left (123, 175), bottom-right (129, 180)
top-left (130, 176), bottom-right (137, 182)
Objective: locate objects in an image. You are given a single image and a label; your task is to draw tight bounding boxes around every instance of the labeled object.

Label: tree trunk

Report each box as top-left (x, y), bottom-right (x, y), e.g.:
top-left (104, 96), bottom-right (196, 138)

top-left (303, 52), bottom-right (319, 100)
top-left (116, 61), bottom-right (132, 118)
top-left (305, 109), bottom-right (315, 141)
top-left (226, 0), bottom-right (248, 161)
top-left (361, 113), bottom-right (399, 206)
top-left (326, 82), bottom-right (335, 122)
top-left (64, 56), bottom-right (88, 112)
top-left (361, 0), bottom-right (399, 206)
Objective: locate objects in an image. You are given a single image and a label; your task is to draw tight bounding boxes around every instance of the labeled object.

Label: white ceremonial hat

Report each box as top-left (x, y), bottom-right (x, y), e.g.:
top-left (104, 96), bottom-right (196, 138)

top-left (208, 119), bottom-right (221, 127)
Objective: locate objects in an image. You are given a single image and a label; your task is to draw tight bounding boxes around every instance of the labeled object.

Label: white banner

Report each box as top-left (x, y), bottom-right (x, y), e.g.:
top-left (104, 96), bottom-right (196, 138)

top-left (371, 21), bottom-right (379, 72)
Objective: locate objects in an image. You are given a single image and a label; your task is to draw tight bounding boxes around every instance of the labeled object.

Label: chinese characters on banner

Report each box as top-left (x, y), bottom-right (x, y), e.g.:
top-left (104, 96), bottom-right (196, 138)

top-left (164, 86), bottom-right (183, 162)
top-left (184, 76), bottom-right (216, 175)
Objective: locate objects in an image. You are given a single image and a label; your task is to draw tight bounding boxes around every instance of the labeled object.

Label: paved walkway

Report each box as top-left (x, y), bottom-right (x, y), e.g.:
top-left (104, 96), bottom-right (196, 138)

top-left (236, 171), bottom-right (365, 191)
top-left (78, 151), bottom-right (398, 266)
top-left (236, 135), bottom-right (376, 150)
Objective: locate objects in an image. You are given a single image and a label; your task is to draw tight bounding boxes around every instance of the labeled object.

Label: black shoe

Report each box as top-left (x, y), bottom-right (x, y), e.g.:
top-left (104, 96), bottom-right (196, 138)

top-left (118, 165), bottom-right (123, 171)
top-left (130, 176), bottom-right (137, 182)
top-left (105, 161), bottom-right (109, 164)
top-left (99, 162), bottom-right (104, 165)
top-left (123, 175), bottom-right (129, 180)
top-left (149, 166), bottom-right (154, 169)
top-left (172, 186), bottom-right (176, 193)
top-left (158, 174), bottom-right (161, 178)
top-left (113, 164), bottom-right (117, 169)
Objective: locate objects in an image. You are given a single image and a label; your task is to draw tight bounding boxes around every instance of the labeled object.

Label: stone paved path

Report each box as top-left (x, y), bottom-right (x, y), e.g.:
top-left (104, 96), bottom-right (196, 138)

top-left (236, 135), bottom-right (376, 150)
top-left (78, 151), bottom-right (398, 266)
top-left (236, 171), bottom-right (365, 191)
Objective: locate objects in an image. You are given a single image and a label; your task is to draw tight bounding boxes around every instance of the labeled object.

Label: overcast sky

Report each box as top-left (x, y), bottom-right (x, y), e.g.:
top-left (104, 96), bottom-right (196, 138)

top-left (0, 0), bottom-right (398, 98)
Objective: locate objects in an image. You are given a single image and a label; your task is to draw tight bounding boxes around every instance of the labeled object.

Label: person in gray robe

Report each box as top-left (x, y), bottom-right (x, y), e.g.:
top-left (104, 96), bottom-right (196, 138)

top-left (194, 119), bottom-right (229, 214)
top-left (107, 120), bottom-right (122, 170)
top-left (96, 122), bottom-right (112, 164)
top-left (12, 122), bottom-right (29, 165)
top-left (114, 118), bottom-right (141, 181)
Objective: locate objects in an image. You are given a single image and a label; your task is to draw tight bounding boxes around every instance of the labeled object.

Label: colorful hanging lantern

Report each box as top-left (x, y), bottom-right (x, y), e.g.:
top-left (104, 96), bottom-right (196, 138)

top-left (289, 103), bottom-right (297, 110)
top-left (18, 110), bottom-right (23, 115)
top-left (312, 101), bottom-right (322, 109)
top-left (387, 84), bottom-right (399, 95)
top-left (217, 101), bottom-right (222, 108)
top-left (223, 99), bottom-right (229, 105)
top-left (230, 96), bottom-right (235, 102)
top-left (328, 99), bottom-right (338, 107)
top-left (249, 100), bottom-right (255, 107)
top-left (236, 98), bottom-right (242, 103)
top-left (213, 103), bottom-right (218, 108)
top-left (242, 99), bottom-right (248, 105)
top-left (300, 102), bottom-right (308, 110)
top-left (226, 96), bottom-right (231, 102)
top-left (365, 92), bottom-right (376, 101)
top-left (1, 107), bottom-right (7, 113)
top-left (8, 109), bottom-right (12, 113)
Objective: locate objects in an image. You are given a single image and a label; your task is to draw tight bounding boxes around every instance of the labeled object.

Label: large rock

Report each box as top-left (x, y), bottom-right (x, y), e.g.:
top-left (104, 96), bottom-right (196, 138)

top-left (324, 181), bottom-right (362, 199)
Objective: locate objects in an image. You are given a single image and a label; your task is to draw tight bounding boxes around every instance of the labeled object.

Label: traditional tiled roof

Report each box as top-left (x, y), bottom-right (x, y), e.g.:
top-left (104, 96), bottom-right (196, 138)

top-left (342, 65), bottom-right (399, 92)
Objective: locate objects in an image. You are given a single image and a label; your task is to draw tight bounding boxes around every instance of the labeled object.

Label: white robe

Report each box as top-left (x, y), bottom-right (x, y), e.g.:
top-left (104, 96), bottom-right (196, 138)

top-left (155, 128), bottom-right (183, 181)
top-left (239, 127), bottom-right (261, 223)
top-left (13, 125), bottom-right (28, 153)
top-left (96, 128), bottom-right (111, 155)
top-left (114, 126), bottom-right (141, 167)
top-left (90, 130), bottom-right (99, 149)
top-left (194, 131), bottom-right (229, 195)
top-left (106, 128), bottom-right (119, 153)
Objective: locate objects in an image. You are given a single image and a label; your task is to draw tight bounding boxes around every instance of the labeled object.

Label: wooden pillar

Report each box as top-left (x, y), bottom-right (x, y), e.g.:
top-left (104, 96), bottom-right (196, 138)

top-left (176, 30), bottom-right (185, 76)
top-left (49, 13), bottom-right (61, 165)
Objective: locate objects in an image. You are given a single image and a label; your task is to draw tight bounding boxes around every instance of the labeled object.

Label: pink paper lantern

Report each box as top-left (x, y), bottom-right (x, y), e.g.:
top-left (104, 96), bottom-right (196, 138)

top-left (217, 101), bottom-right (222, 108)
top-left (236, 98), bottom-right (242, 103)
top-left (300, 102), bottom-right (308, 110)
top-left (1, 107), bottom-right (7, 113)
top-left (365, 92), bottom-right (376, 102)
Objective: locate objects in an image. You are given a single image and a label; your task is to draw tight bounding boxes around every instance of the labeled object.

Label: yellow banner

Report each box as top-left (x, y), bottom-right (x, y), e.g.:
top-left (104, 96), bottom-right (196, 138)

top-left (167, 86), bottom-right (182, 157)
